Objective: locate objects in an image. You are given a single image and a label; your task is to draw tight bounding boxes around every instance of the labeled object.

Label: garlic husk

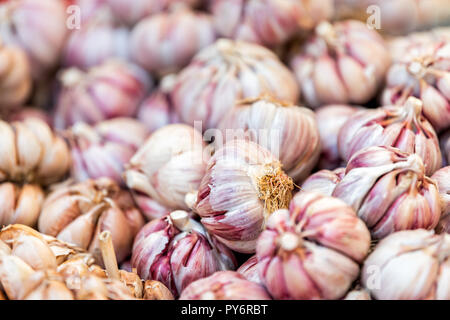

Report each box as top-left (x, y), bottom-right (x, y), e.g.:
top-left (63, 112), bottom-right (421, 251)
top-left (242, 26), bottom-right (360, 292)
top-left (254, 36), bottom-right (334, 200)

top-left (171, 39), bottom-right (299, 130)
top-left (338, 97), bottom-right (442, 176)
top-left (333, 146), bottom-right (442, 239)
top-left (362, 229), bottom-right (450, 300)
top-left (301, 167), bottom-right (345, 197)
top-left (218, 96), bottom-right (321, 182)
top-left (131, 210), bottom-right (237, 297)
top-left (236, 255), bottom-right (262, 285)
top-left (0, 118), bottom-right (70, 186)
top-left (179, 271), bottom-right (271, 300)
top-left (6, 107), bottom-right (52, 127)
top-left (256, 192), bottom-right (371, 300)
top-left (211, 0), bottom-right (333, 47)
top-left (290, 20), bottom-right (390, 108)
top-left (431, 166), bottom-right (450, 233)
top-left (344, 289), bottom-right (371, 300)
top-left (143, 280), bottom-right (175, 300)
top-left (54, 59), bottom-right (152, 129)
top-left (195, 139), bottom-right (294, 253)
top-left (125, 124), bottom-right (208, 210)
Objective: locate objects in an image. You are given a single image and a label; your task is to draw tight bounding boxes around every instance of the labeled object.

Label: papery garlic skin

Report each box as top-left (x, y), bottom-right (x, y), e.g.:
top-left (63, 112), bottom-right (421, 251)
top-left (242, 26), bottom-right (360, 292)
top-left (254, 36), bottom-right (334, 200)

top-left (362, 229), bottom-right (450, 300)
top-left (0, 118), bottom-right (70, 186)
top-left (125, 124), bottom-right (208, 210)
top-left (301, 168), bottom-right (345, 197)
top-left (55, 59), bottom-right (152, 129)
top-left (218, 96), bottom-right (321, 182)
top-left (333, 146), bottom-right (441, 239)
top-left (130, 9), bottom-right (216, 75)
top-left (179, 271), bottom-right (271, 300)
top-left (338, 97), bottom-right (442, 176)
top-left (195, 139), bottom-right (294, 253)
top-left (431, 166), bottom-right (450, 233)
top-left (236, 255), bottom-right (262, 285)
top-left (172, 39), bottom-right (299, 130)
top-left (290, 20), bottom-right (390, 108)
top-left (257, 192), bottom-right (371, 300)
top-left (132, 210), bottom-right (237, 297)
top-left (210, 0), bottom-right (333, 47)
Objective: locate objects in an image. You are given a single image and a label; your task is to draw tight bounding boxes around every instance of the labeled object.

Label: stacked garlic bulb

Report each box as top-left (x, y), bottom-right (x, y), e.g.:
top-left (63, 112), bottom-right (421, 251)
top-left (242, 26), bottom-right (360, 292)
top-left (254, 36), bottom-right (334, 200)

top-left (218, 96), bottom-right (321, 182)
top-left (362, 229), bottom-right (450, 299)
top-left (431, 167), bottom-right (450, 233)
top-left (301, 168), bottom-right (346, 197)
top-left (290, 20), bottom-right (390, 108)
top-left (256, 192), bottom-right (371, 300)
top-left (171, 39), bottom-right (299, 130)
top-left (333, 146), bottom-right (441, 239)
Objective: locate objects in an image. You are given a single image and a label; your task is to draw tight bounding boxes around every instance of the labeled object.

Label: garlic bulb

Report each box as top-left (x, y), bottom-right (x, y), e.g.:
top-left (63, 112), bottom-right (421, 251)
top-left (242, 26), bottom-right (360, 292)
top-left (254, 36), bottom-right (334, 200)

top-left (431, 166), bottom-right (450, 233)
top-left (257, 191), bottom-right (371, 300)
top-left (38, 178), bottom-right (145, 264)
top-left (0, 0), bottom-right (68, 77)
top-left (132, 210), bottom-right (236, 296)
top-left (290, 20), bottom-right (390, 108)
top-left (236, 255), bottom-right (261, 285)
top-left (301, 168), bottom-right (345, 197)
top-left (338, 97), bottom-right (442, 176)
top-left (315, 104), bottom-right (360, 169)
top-left (195, 139), bottom-right (294, 253)
top-left (55, 59), bottom-right (152, 129)
top-left (0, 118), bottom-right (70, 186)
top-left (362, 229), bottom-right (450, 299)
top-left (130, 9), bottom-right (216, 75)
top-left (125, 124), bottom-right (208, 210)
top-left (0, 41), bottom-right (31, 110)
top-left (68, 118), bottom-right (149, 185)
top-left (172, 39), bottom-right (299, 130)
top-left (333, 146), bottom-right (441, 239)
top-left (179, 271), bottom-right (271, 300)
top-left (210, 0), bottom-right (333, 47)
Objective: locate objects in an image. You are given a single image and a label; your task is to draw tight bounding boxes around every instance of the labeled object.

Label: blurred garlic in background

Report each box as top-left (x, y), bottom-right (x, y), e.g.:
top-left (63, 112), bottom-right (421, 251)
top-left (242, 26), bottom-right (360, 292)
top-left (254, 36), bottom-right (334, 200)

top-left (431, 166), bottom-right (450, 233)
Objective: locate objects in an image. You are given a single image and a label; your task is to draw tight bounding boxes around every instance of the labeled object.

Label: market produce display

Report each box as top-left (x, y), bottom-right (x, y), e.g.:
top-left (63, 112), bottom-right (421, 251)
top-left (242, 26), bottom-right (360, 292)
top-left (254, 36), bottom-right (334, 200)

top-left (0, 0), bottom-right (449, 301)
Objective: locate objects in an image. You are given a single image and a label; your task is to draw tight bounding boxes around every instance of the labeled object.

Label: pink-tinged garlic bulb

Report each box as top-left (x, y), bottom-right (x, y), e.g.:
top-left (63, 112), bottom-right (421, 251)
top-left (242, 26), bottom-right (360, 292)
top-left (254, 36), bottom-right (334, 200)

top-left (130, 9), bottom-right (216, 76)
top-left (382, 39), bottom-right (450, 132)
top-left (236, 255), bottom-right (261, 285)
top-left (194, 139), bottom-right (294, 253)
top-left (172, 39), bottom-right (299, 130)
top-left (67, 118), bottom-right (149, 185)
top-left (218, 96), bottom-right (321, 182)
top-left (431, 166), bottom-right (450, 233)
top-left (257, 192), bottom-right (371, 300)
top-left (210, 0), bottom-right (333, 47)
top-left (290, 20), bottom-right (390, 108)
top-left (0, 0), bottom-right (68, 77)
top-left (0, 183), bottom-right (44, 228)
top-left (333, 146), bottom-right (441, 239)
top-left (315, 104), bottom-right (360, 169)
top-left (131, 210), bottom-right (236, 297)
top-left (338, 97), bottom-right (442, 176)
top-left (344, 289), bottom-right (371, 300)
top-left (179, 271), bottom-right (271, 300)
top-left (38, 178), bottom-right (145, 264)
top-left (362, 229), bottom-right (450, 300)
top-left (0, 41), bottom-right (31, 110)
top-left (6, 107), bottom-right (52, 127)
top-left (54, 59), bottom-right (152, 129)
top-left (0, 118), bottom-right (70, 186)
top-left (301, 167), bottom-right (345, 197)
top-left (125, 124), bottom-right (208, 210)
top-left (132, 194), bottom-right (170, 221)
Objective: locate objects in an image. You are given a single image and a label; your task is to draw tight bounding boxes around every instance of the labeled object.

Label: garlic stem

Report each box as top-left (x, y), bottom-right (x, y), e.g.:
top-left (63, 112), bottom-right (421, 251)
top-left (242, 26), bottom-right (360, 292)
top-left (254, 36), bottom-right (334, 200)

top-left (279, 232), bottom-right (300, 251)
top-left (170, 210), bottom-right (190, 231)
top-left (99, 231), bottom-right (120, 280)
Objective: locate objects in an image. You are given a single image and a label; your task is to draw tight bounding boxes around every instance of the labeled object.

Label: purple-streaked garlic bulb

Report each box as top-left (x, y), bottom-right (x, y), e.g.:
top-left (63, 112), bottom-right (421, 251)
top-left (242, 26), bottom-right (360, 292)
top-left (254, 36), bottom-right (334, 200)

top-left (171, 39), bottom-right (299, 130)
top-left (431, 166), bottom-right (450, 233)
top-left (0, 41), bottom-right (31, 110)
top-left (179, 271), bottom-right (271, 300)
top-left (0, 118), bottom-right (70, 186)
top-left (333, 146), bottom-right (441, 239)
top-left (362, 229), bottom-right (450, 300)
top-left (130, 9), bottom-right (216, 76)
top-left (382, 38), bottom-right (450, 132)
top-left (338, 97), bottom-right (442, 176)
top-left (256, 192), bottom-right (371, 300)
top-left (236, 255), bottom-right (261, 285)
top-left (315, 104), bottom-right (360, 169)
top-left (38, 178), bottom-right (145, 264)
top-left (6, 107), bottom-right (52, 127)
top-left (0, 0), bottom-right (68, 77)
top-left (218, 96), bottom-right (321, 182)
top-left (131, 210), bottom-right (237, 297)
top-left (125, 124), bottom-right (208, 210)
top-left (290, 20), bottom-right (390, 108)
top-left (67, 118), bottom-right (149, 185)
top-left (301, 167), bottom-right (345, 197)
top-left (194, 139), bottom-right (294, 253)
top-left (54, 59), bottom-right (152, 129)
top-left (210, 0), bottom-right (333, 47)
top-left (344, 289), bottom-right (371, 300)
